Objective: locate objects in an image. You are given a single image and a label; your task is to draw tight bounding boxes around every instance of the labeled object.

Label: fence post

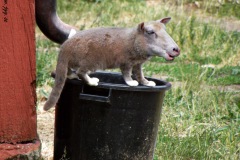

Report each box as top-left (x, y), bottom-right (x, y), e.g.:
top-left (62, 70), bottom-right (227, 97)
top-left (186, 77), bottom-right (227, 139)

top-left (0, 0), bottom-right (40, 159)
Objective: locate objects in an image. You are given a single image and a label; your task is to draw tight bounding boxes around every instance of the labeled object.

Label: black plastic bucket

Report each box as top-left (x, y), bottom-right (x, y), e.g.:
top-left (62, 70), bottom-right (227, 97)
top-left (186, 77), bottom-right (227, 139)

top-left (54, 71), bottom-right (171, 160)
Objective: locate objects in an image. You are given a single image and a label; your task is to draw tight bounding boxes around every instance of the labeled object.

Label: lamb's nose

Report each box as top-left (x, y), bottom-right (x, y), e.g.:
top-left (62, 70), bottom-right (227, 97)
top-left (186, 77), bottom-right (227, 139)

top-left (173, 47), bottom-right (180, 55)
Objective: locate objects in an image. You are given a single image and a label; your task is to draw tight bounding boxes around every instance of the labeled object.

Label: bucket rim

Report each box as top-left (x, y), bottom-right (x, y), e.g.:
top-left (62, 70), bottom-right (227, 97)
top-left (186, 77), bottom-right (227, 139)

top-left (65, 71), bottom-right (171, 92)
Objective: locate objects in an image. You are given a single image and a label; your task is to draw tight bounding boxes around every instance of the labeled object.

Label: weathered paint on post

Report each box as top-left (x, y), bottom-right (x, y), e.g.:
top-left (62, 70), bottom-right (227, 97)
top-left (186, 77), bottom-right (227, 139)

top-left (0, 0), bottom-right (40, 159)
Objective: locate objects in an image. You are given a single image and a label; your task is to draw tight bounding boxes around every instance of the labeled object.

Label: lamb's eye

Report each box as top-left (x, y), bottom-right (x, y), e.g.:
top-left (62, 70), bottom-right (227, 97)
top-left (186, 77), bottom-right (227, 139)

top-left (147, 30), bottom-right (155, 35)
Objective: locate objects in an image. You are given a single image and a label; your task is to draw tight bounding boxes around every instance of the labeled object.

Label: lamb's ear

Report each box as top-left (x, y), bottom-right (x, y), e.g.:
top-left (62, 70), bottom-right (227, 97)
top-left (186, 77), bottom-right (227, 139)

top-left (137, 22), bottom-right (145, 32)
top-left (159, 17), bottom-right (171, 25)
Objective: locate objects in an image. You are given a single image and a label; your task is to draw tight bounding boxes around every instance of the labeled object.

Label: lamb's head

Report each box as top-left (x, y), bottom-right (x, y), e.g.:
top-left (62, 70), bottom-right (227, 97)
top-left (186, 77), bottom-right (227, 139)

top-left (136, 17), bottom-right (180, 61)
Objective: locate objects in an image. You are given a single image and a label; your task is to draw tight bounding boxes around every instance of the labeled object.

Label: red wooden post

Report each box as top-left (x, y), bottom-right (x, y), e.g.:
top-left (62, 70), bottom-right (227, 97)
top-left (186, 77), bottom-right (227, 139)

top-left (0, 0), bottom-right (40, 159)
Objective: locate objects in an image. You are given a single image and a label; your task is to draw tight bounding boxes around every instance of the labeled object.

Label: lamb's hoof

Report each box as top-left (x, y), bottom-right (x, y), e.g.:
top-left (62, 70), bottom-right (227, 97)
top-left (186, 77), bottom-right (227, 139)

top-left (87, 77), bottom-right (99, 86)
top-left (144, 80), bottom-right (156, 87)
top-left (126, 80), bottom-right (139, 86)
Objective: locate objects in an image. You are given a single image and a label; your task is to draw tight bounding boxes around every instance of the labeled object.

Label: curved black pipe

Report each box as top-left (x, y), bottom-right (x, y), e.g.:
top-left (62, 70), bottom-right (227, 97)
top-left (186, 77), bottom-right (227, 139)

top-left (36, 0), bottom-right (77, 44)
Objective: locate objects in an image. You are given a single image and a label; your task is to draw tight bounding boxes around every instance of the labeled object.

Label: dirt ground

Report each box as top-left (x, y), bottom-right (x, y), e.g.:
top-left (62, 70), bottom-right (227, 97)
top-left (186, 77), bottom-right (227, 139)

top-left (37, 103), bottom-right (55, 160)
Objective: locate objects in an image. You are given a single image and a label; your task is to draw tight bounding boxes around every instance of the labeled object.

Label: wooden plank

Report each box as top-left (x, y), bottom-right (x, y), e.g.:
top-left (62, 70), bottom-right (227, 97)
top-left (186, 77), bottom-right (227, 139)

top-left (0, 0), bottom-right (36, 143)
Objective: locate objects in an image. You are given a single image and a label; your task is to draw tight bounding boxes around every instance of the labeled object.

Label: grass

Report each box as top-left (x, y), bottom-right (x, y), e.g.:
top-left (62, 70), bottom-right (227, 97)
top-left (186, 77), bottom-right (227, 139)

top-left (36, 0), bottom-right (240, 159)
top-left (167, 0), bottom-right (240, 19)
top-left (197, 0), bottom-right (240, 19)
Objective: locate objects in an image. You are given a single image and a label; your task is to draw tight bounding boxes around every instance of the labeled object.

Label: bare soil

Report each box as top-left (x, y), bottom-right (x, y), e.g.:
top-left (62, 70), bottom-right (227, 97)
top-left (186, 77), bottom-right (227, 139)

top-left (37, 103), bottom-right (55, 160)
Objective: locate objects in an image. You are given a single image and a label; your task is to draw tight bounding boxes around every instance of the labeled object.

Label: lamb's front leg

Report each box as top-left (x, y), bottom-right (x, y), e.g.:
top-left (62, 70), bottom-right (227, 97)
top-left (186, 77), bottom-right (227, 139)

top-left (133, 64), bottom-right (156, 87)
top-left (121, 65), bottom-right (139, 86)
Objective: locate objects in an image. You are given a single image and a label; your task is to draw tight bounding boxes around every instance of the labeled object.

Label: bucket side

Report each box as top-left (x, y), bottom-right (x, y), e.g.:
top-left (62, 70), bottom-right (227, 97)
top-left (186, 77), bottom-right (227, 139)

top-left (54, 79), bottom-right (167, 160)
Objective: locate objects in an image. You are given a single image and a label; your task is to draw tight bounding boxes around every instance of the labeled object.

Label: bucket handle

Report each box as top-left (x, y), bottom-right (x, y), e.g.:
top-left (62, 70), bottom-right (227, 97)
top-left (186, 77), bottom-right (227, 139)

top-left (79, 87), bottom-right (112, 104)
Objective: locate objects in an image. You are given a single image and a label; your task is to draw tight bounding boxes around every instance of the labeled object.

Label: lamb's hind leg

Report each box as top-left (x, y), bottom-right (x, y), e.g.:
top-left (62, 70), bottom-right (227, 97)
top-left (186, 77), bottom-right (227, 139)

top-left (67, 68), bottom-right (79, 79)
top-left (76, 69), bottom-right (99, 86)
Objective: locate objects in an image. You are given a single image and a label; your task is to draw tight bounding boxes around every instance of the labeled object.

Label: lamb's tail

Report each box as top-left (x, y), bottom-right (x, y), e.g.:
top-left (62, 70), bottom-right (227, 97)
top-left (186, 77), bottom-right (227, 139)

top-left (43, 57), bottom-right (68, 111)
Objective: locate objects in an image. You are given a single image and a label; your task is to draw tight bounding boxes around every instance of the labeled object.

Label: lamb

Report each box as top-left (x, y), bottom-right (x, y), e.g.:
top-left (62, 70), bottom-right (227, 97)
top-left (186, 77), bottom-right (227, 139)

top-left (44, 17), bottom-right (180, 111)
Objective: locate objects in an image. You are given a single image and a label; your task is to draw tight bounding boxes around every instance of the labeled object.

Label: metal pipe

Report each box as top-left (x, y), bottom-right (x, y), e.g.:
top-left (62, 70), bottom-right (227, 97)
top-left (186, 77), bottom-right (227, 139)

top-left (36, 0), bottom-right (77, 44)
